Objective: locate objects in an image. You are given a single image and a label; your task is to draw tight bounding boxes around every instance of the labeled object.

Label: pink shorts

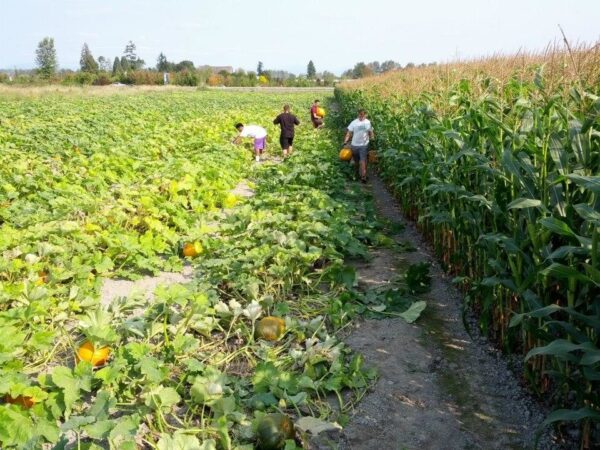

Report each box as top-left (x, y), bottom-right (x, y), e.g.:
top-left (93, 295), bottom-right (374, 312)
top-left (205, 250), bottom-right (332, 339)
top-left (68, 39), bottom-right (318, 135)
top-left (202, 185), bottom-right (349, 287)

top-left (254, 137), bottom-right (266, 150)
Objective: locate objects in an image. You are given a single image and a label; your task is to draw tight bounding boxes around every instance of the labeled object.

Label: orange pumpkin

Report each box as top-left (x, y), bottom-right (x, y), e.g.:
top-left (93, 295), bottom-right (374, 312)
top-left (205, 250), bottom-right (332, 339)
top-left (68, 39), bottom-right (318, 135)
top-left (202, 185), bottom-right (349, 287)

top-left (316, 107), bottom-right (325, 118)
top-left (339, 148), bottom-right (353, 161)
top-left (255, 316), bottom-right (286, 341)
top-left (77, 341), bottom-right (111, 367)
top-left (36, 270), bottom-right (49, 285)
top-left (182, 241), bottom-right (202, 258)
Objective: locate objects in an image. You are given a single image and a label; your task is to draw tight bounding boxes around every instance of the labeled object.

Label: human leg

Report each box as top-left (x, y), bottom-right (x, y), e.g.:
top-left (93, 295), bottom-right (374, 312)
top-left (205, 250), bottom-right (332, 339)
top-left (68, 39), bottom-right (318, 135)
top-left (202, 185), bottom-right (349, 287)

top-left (254, 137), bottom-right (266, 161)
top-left (352, 145), bottom-right (369, 181)
top-left (359, 146), bottom-right (368, 181)
top-left (280, 135), bottom-right (290, 158)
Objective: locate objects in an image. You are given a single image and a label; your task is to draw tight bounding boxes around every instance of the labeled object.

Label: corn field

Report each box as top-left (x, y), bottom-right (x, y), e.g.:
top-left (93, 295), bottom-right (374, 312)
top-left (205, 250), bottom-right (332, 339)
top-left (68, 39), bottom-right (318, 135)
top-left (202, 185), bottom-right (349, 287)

top-left (335, 44), bottom-right (600, 446)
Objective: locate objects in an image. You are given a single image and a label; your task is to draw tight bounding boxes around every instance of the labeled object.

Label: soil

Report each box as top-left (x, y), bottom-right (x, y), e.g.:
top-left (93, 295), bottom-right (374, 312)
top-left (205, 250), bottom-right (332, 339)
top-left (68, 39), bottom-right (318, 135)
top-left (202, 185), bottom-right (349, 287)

top-left (231, 180), bottom-right (255, 198)
top-left (336, 174), bottom-right (561, 450)
top-left (100, 265), bottom-right (193, 307)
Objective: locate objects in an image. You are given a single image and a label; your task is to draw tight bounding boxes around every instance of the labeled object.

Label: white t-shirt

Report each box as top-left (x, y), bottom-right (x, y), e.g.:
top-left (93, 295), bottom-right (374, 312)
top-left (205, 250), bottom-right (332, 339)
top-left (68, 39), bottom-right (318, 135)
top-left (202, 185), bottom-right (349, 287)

top-left (239, 125), bottom-right (267, 139)
top-left (347, 118), bottom-right (373, 146)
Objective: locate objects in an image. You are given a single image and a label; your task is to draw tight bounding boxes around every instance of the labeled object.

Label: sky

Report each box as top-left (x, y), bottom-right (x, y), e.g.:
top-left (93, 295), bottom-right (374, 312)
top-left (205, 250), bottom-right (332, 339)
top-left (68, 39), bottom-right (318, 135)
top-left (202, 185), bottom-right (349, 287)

top-left (1, 0), bottom-right (599, 75)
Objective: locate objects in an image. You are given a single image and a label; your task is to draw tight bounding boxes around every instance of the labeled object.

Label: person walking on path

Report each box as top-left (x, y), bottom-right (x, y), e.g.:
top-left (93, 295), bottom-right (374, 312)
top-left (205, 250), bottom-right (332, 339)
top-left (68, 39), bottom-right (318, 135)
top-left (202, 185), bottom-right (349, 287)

top-left (310, 99), bottom-right (324, 129)
top-left (273, 104), bottom-right (300, 158)
top-left (343, 109), bottom-right (374, 183)
top-left (233, 123), bottom-right (268, 162)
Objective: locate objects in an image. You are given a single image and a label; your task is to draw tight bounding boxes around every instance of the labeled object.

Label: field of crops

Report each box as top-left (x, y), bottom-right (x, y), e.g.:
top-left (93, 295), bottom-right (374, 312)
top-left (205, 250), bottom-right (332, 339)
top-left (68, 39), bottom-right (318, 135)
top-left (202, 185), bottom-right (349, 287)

top-left (335, 47), bottom-right (600, 444)
top-left (0, 90), bottom-right (413, 449)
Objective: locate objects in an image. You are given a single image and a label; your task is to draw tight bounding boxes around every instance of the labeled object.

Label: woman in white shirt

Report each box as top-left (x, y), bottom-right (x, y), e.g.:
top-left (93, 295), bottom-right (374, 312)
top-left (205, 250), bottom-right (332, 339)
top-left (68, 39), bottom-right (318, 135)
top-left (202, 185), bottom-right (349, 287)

top-left (233, 123), bottom-right (268, 162)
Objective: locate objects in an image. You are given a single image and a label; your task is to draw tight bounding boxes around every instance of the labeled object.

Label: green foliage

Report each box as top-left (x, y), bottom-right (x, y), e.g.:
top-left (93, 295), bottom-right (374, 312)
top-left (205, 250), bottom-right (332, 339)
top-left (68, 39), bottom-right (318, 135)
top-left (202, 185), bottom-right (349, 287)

top-left (335, 65), bottom-right (600, 440)
top-left (112, 56), bottom-right (122, 75)
top-left (0, 91), bottom-right (379, 448)
top-left (80, 43), bottom-right (99, 73)
top-left (173, 69), bottom-right (199, 86)
top-left (156, 52), bottom-right (169, 72)
top-left (122, 40), bottom-right (144, 70)
top-left (307, 60), bottom-right (316, 79)
top-left (405, 262), bottom-right (431, 294)
top-left (35, 37), bottom-right (57, 78)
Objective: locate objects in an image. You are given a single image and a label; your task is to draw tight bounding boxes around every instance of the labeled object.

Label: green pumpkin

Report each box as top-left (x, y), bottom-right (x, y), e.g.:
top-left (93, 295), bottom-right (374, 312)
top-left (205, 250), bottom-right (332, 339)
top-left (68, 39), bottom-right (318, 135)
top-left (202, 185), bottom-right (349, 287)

top-left (255, 316), bottom-right (286, 341)
top-left (256, 413), bottom-right (295, 450)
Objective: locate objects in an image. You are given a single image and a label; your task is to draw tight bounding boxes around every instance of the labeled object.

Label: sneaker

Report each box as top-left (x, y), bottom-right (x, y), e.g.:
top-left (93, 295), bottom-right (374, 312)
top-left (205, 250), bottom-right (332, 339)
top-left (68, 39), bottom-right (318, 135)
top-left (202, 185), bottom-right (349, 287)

top-left (360, 177), bottom-right (367, 184)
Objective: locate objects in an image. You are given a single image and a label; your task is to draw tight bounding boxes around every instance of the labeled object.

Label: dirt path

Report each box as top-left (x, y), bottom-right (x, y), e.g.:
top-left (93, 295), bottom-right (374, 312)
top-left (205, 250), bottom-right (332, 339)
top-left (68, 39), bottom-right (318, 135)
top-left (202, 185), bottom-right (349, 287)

top-left (339, 174), bottom-right (554, 450)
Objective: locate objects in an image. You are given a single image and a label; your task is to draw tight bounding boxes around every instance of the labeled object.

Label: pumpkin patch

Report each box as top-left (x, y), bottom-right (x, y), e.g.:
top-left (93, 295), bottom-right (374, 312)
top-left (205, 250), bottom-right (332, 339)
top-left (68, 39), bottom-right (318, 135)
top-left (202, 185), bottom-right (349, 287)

top-left (0, 91), bottom-right (383, 449)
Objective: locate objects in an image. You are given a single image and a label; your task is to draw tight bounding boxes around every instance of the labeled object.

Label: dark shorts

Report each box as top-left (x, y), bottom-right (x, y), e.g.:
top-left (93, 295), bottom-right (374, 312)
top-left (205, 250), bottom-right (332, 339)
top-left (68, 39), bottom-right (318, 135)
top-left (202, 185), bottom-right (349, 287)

top-left (280, 135), bottom-right (294, 149)
top-left (351, 145), bottom-right (369, 163)
top-left (312, 118), bottom-right (323, 128)
top-left (254, 136), bottom-right (266, 150)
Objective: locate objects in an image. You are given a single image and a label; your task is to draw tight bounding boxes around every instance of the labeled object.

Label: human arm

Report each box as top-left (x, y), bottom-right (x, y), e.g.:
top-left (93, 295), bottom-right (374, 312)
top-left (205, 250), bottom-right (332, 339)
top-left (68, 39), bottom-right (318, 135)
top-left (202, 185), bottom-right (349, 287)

top-left (310, 106), bottom-right (318, 120)
top-left (273, 115), bottom-right (281, 125)
top-left (343, 121), bottom-right (354, 145)
top-left (294, 115), bottom-right (300, 125)
top-left (343, 130), bottom-right (352, 146)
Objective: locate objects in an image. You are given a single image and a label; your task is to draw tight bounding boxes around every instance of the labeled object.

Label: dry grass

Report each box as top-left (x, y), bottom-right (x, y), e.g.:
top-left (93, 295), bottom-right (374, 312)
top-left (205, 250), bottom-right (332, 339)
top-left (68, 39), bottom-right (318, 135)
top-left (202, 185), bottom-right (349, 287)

top-left (0, 84), bottom-right (333, 100)
top-left (338, 42), bottom-right (600, 100)
top-left (0, 84), bottom-right (200, 99)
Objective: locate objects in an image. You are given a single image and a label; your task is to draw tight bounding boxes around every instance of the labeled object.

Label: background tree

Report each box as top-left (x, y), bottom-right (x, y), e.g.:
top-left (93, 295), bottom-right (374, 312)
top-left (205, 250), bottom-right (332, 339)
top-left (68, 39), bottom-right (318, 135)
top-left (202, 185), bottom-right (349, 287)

top-left (35, 37), bottom-right (57, 78)
top-left (175, 60), bottom-right (195, 72)
top-left (246, 71), bottom-right (258, 86)
top-left (352, 62), bottom-right (373, 79)
top-left (156, 52), bottom-right (169, 72)
top-left (120, 57), bottom-right (131, 72)
top-left (257, 61), bottom-right (263, 76)
top-left (97, 56), bottom-right (111, 72)
top-left (367, 61), bottom-right (381, 74)
top-left (123, 41), bottom-right (144, 70)
top-left (80, 43), bottom-right (99, 72)
top-left (307, 60), bottom-right (316, 79)
top-left (381, 60), bottom-right (400, 72)
top-left (112, 57), bottom-right (122, 75)
top-left (321, 70), bottom-right (336, 86)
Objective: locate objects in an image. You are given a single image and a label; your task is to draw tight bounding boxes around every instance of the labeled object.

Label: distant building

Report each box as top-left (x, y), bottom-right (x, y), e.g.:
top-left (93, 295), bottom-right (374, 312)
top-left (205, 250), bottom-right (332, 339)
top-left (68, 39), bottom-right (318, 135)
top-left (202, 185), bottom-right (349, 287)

top-left (197, 65), bottom-right (233, 73)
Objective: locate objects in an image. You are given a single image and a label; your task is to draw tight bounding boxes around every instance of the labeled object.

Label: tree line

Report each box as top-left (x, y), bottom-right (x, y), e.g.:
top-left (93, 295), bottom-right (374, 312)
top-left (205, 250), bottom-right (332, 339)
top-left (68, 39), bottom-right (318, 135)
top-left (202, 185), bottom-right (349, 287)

top-left (341, 60), bottom-right (437, 78)
top-left (2, 37), bottom-right (422, 86)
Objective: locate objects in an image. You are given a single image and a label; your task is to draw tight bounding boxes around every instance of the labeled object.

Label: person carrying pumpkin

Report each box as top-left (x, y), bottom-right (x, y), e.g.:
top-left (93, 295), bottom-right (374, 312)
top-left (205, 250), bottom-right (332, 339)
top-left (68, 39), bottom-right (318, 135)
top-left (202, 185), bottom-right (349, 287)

top-left (232, 123), bottom-right (268, 162)
top-left (273, 104), bottom-right (300, 159)
top-left (310, 99), bottom-right (324, 129)
top-left (343, 109), bottom-right (374, 183)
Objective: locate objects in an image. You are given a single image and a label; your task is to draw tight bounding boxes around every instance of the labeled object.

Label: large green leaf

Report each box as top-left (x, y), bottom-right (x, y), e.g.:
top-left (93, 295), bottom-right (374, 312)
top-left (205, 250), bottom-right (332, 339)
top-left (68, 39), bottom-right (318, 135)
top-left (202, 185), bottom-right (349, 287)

top-left (539, 217), bottom-right (578, 239)
top-left (399, 301), bottom-right (427, 323)
top-left (540, 263), bottom-right (593, 283)
top-left (525, 339), bottom-right (583, 363)
top-left (567, 174), bottom-right (600, 193)
top-left (540, 407), bottom-right (600, 428)
top-left (157, 432), bottom-right (203, 450)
